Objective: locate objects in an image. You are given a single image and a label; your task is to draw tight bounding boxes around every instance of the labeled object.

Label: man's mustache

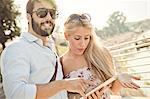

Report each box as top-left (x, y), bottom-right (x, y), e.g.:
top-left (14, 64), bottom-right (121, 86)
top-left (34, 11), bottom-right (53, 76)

top-left (41, 20), bottom-right (53, 26)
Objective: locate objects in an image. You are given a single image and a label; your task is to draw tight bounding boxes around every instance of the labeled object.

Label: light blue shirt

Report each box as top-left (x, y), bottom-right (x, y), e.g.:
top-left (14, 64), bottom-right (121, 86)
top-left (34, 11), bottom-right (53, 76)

top-left (0, 32), bottom-right (68, 99)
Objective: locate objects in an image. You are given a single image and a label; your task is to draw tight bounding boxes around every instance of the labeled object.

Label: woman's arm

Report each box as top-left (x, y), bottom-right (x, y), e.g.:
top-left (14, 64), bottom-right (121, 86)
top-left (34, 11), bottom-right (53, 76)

top-left (110, 79), bottom-right (122, 95)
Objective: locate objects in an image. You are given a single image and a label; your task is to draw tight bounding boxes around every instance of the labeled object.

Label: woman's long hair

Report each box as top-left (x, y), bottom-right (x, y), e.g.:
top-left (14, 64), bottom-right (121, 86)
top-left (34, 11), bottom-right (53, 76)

top-left (64, 13), bottom-right (115, 82)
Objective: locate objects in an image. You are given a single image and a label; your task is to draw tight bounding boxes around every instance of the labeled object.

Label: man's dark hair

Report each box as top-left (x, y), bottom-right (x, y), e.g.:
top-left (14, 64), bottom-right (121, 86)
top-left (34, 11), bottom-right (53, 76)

top-left (26, 0), bottom-right (57, 14)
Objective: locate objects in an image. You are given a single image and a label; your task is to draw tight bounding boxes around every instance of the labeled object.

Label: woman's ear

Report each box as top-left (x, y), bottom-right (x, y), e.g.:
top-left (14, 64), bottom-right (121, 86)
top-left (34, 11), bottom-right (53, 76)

top-left (64, 32), bottom-right (69, 40)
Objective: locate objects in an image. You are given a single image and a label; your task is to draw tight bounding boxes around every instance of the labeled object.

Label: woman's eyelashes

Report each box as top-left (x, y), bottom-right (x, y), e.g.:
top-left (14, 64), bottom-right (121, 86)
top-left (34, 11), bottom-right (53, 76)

top-left (85, 37), bottom-right (90, 40)
top-left (74, 36), bottom-right (90, 40)
top-left (74, 37), bottom-right (80, 40)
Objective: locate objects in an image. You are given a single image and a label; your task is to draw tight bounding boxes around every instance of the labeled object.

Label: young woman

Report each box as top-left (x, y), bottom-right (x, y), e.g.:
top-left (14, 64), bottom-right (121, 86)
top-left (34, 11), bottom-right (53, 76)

top-left (60, 13), bottom-right (140, 99)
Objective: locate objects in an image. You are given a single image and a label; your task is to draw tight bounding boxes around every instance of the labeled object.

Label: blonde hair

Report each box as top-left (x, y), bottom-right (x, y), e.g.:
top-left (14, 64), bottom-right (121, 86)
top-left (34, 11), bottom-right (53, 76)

top-left (64, 13), bottom-right (115, 82)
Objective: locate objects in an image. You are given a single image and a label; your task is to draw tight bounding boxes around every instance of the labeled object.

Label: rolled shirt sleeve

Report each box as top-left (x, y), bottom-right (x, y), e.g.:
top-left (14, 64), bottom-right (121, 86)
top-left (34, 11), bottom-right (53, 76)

top-left (1, 43), bottom-right (37, 99)
top-left (1, 32), bottom-right (68, 99)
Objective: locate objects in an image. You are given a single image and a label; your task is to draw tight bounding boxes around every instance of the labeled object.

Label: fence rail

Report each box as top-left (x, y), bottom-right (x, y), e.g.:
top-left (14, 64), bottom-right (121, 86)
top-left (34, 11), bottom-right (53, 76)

top-left (113, 49), bottom-right (150, 57)
top-left (108, 37), bottom-right (150, 50)
top-left (107, 37), bottom-right (150, 98)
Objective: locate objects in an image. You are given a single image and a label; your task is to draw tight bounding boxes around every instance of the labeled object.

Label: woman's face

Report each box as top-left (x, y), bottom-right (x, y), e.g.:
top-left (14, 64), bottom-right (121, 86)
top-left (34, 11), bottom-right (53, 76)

top-left (66, 27), bottom-right (91, 55)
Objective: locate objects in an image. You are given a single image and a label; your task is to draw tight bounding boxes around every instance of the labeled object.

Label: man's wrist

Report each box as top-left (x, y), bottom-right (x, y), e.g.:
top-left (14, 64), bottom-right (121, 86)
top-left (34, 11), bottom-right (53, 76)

top-left (57, 79), bottom-right (67, 91)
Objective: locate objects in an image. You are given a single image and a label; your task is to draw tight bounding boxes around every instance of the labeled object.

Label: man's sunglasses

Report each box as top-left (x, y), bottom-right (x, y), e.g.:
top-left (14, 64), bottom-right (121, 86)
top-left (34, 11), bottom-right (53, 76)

top-left (32, 8), bottom-right (58, 19)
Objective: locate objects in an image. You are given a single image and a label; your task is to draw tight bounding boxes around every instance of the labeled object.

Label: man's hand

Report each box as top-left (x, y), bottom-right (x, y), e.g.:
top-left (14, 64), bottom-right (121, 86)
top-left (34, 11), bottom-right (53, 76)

top-left (63, 78), bottom-right (95, 98)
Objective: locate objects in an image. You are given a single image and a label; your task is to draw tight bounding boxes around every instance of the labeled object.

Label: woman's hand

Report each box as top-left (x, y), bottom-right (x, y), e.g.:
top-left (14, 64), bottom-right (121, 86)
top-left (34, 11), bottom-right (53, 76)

top-left (87, 86), bottom-right (110, 99)
top-left (117, 73), bottom-right (140, 89)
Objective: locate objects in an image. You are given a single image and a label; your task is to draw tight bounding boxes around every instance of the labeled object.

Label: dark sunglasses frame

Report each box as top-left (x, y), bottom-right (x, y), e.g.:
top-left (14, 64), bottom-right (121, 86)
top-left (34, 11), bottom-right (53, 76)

top-left (69, 13), bottom-right (91, 22)
top-left (32, 8), bottom-right (58, 19)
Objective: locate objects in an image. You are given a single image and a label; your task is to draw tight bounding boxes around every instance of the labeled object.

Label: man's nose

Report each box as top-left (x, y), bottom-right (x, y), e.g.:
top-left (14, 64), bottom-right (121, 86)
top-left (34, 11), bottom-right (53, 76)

top-left (45, 12), bottom-right (53, 20)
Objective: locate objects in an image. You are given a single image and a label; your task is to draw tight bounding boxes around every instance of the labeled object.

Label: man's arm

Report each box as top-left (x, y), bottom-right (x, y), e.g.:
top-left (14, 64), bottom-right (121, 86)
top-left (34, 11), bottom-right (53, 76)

top-left (1, 44), bottom-right (36, 99)
top-left (1, 44), bottom-right (93, 99)
top-left (35, 78), bottom-right (92, 99)
top-left (35, 80), bottom-right (65, 99)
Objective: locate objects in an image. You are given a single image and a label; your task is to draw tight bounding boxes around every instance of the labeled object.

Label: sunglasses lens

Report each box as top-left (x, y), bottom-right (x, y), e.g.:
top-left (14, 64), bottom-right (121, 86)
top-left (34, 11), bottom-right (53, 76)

top-left (36, 9), bottom-right (48, 18)
top-left (35, 8), bottom-right (57, 19)
top-left (49, 10), bottom-right (56, 19)
top-left (81, 13), bottom-right (91, 21)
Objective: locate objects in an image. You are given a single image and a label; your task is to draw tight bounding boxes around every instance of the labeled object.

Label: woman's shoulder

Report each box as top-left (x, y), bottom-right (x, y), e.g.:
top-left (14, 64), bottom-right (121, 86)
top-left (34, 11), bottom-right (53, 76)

top-left (60, 54), bottom-right (71, 66)
top-left (60, 54), bottom-right (76, 74)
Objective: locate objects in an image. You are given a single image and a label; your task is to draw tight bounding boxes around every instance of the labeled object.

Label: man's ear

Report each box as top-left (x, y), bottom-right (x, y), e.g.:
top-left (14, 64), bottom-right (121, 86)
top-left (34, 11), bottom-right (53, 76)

top-left (27, 13), bottom-right (31, 22)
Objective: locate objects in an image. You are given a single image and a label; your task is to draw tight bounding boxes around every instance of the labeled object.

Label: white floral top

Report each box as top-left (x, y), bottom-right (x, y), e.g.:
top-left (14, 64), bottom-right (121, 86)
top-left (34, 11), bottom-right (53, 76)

top-left (64, 67), bottom-right (111, 99)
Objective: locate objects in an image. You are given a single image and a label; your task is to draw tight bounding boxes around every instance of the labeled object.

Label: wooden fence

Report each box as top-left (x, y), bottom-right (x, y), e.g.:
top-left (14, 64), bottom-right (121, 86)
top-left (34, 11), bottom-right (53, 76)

top-left (108, 37), bottom-right (150, 98)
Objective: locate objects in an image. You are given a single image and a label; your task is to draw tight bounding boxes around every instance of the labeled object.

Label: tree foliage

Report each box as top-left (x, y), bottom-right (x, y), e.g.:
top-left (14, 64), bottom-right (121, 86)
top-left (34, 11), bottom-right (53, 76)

top-left (96, 11), bottom-right (130, 39)
top-left (107, 11), bottom-right (129, 33)
top-left (0, 0), bottom-right (20, 50)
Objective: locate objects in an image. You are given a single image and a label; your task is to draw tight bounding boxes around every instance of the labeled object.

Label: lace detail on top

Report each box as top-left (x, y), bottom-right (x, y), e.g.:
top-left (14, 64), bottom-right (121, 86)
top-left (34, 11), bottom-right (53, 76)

top-left (64, 67), bottom-right (111, 99)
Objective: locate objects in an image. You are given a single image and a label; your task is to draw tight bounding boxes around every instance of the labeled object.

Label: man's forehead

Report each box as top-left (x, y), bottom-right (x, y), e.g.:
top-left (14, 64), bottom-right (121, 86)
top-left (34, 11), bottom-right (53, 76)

top-left (33, 0), bottom-right (56, 10)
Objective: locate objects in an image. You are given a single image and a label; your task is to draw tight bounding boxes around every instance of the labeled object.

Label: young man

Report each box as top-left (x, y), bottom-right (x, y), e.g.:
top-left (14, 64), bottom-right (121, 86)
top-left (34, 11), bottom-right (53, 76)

top-left (1, 0), bottom-right (94, 99)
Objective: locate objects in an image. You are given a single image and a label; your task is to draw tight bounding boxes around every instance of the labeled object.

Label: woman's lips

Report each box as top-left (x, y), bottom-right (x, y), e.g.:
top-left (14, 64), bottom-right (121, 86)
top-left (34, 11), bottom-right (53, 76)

top-left (78, 48), bottom-right (85, 52)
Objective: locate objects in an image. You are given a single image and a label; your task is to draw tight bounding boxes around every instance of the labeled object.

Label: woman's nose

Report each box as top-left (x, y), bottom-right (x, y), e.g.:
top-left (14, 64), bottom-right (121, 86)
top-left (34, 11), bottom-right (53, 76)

top-left (80, 40), bottom-right (86, 47)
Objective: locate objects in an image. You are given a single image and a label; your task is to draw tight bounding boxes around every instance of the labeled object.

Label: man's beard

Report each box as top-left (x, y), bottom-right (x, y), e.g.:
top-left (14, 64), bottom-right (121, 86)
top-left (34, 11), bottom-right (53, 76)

top-left (31, 18), bottom-right (55, 37)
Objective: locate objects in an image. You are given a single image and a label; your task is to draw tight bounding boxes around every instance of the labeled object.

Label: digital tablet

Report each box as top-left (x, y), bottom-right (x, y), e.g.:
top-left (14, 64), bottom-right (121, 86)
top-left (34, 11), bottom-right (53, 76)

top-left (80, 76), bottom-right (117, 99)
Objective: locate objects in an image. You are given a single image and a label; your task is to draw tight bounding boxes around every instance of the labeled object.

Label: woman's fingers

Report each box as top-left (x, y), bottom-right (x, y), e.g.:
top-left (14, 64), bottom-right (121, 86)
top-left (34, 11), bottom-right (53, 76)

top-left (122, 82), bottom-right (133, 88)
top-left (98, 87), bottom-right (106, 96)
top-left (87, 95), bottom-right (93, 99)
top-left (131, 76), bottom-right (141, 80)
top-left (88, 86), bottom-right (109, 99)
top-left (130, 82), bottom-right (140, 89)
top-left (91, 93), bottom-right (98, 99)
top-left (121, 81), bottom-right (140, 89)
top-left (95, 90), bottom-right (101, 99)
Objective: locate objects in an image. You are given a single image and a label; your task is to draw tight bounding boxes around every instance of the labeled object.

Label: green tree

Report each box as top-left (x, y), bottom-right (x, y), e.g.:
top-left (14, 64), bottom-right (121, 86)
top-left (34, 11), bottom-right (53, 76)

top-left (95, 11), bottom-right (130, 39)
top-left (0, 0), bottom-right (20, 50)
top-left (107, 11), bottom-right (129, 34)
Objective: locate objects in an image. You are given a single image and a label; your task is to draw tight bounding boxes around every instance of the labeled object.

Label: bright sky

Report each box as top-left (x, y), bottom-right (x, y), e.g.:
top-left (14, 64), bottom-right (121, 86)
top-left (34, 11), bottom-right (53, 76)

top-left (14, 0), bottom-right (150, 32)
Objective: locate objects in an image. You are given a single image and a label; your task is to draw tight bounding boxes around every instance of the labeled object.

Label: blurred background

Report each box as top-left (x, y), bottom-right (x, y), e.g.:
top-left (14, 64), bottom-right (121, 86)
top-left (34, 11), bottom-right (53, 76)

top-left (0, 0), bottom-right (150, 98)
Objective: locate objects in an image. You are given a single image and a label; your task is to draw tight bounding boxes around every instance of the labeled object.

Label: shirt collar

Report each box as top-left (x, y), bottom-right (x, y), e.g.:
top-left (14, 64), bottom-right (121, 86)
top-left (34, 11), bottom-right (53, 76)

top-left (21, 32), bottom-right (52, 48)
top-left (21, 32), bottom-right (38, 42)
